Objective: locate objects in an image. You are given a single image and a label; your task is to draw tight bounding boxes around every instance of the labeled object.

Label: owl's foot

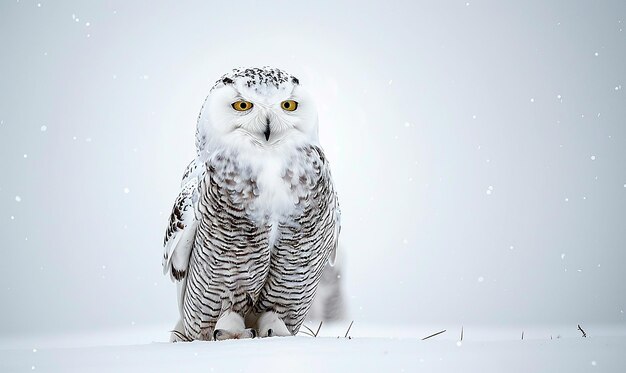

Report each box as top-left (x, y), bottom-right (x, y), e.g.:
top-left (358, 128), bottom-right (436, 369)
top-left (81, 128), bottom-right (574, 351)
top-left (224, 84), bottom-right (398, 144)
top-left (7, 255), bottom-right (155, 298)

top-left (213, 328), bottom-right (257, 341)
top-left (257, 311), bottom-right (291, 338)
top-left (213, 310), bottom-right (256, 341)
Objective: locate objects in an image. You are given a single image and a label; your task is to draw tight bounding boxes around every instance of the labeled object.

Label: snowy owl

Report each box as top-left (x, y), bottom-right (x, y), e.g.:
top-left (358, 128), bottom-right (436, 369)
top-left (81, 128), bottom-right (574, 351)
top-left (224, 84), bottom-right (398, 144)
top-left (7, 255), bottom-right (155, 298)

top-left (162, 67), bottom-right (341, 341)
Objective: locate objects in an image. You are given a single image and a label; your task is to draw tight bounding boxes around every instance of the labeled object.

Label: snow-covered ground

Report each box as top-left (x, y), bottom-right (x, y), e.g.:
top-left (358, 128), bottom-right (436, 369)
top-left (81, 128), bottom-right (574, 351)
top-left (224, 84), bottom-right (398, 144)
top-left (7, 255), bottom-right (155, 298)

top-left (2, 323), bottom-right (625, 372)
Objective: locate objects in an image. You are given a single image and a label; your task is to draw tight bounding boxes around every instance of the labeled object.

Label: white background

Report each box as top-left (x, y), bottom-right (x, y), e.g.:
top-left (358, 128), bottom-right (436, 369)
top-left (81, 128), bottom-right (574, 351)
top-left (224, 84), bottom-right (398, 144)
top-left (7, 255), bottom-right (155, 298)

top-left (1, 0), bottom-right (625, 337)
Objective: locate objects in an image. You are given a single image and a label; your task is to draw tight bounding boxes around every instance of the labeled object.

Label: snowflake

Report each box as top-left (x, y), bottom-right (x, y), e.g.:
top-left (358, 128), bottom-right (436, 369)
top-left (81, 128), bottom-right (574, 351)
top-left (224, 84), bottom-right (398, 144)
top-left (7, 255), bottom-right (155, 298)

top-left (40, 125), bottom-right (47, 132)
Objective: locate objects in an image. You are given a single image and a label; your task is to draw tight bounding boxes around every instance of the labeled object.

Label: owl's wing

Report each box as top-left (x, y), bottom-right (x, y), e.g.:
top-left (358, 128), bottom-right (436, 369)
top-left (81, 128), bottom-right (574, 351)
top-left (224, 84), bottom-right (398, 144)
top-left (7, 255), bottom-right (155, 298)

top-left (328, 194), bottom-right (341, 266)
top-left (162, 160), bottom-right (204, 281)
top-left (305, 146), bottom-right (341, 267)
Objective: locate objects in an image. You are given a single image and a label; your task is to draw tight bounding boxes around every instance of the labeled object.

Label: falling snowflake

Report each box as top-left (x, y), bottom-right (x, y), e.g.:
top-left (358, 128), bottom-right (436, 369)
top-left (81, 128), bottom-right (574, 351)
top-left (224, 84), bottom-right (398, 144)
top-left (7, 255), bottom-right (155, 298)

top-left (15, 196), bottom-right (21, 202)
top-left (477, 276), bottom-right (484, 283)
top-left (561, 253), bottom-right (565, 259)
top-left (530, 98), bottom-right (535, 103)
top-left (590, 155), bottom-right (596, 161)
top-left (123, 187), bottom-right (130, 194)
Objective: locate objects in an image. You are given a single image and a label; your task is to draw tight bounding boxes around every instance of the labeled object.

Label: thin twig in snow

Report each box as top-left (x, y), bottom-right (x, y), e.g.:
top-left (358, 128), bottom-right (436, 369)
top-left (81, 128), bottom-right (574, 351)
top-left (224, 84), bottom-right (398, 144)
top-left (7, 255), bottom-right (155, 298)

top-left (314, 321), bottom-right (323, 337)
top-left (422, 329), bottom-right (446, 340)
top-left (301, 325), bottom-right (316, 337)
top-left (301, 321), bottom-right (323, 337)
top-left (299, 330), bottom-right (315, 337)
top-left (460, 326), bottom-right (464, 341)
top-left (577, 324), bottom-right (587, 338)
top-left (344, 321), bottom-right (354, 338)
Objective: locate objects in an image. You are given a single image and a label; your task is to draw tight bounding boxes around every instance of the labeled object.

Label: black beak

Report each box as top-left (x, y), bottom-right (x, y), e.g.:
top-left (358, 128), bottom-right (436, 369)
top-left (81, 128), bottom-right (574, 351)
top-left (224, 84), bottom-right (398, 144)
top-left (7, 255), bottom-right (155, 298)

top-left (264, 117), bottom-right (271, 141)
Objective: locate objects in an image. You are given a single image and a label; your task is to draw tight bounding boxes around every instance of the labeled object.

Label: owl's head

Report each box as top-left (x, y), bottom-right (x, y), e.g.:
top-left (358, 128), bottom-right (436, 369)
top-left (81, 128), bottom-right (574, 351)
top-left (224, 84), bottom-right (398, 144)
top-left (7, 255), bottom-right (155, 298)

top-left (196, 67), bottom-right (319, 156)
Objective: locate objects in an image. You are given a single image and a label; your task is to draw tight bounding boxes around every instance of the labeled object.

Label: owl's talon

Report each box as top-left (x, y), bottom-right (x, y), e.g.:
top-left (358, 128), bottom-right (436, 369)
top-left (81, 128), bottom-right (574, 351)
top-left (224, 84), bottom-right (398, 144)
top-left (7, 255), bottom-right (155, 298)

top-left (213, 329), bottom-right (224, 340)
top-left (258, 311), bottom-right (291, 337)
top-left (213, 328), bottom-right (256, 340)
top-left (213, 311), bottom-right (256, 340)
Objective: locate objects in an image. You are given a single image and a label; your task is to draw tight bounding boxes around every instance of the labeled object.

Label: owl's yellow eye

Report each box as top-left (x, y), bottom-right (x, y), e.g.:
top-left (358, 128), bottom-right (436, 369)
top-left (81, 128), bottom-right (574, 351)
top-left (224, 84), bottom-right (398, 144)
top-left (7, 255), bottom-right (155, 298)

top-left (281, 100), bottom-right (298, 111)
top-left (231, 100), bottom-right (253, 111)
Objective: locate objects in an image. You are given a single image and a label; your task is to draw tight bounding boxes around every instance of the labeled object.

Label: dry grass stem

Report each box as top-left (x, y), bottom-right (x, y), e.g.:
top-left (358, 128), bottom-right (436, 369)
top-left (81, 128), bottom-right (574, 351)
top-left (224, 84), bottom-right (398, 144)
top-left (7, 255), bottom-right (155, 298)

top-left (577, 324), bottom-right (587, 338)
top-left (421, 329), bottom-right (446, 340)
top-left (344, 321), bottom-right (354, 338)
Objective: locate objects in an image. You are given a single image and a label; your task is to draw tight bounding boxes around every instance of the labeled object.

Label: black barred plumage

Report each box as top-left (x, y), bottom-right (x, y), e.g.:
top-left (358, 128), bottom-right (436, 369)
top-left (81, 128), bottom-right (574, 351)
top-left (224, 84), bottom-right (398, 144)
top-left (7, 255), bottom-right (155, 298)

top-left (178, 145), bottom-right (339, 340)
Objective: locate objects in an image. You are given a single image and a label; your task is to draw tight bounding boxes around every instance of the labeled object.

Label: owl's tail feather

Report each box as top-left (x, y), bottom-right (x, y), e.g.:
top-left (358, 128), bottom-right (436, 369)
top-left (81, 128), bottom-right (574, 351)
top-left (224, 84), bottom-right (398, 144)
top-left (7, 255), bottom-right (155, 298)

top-left (169, 319), bottom-right (191, 342)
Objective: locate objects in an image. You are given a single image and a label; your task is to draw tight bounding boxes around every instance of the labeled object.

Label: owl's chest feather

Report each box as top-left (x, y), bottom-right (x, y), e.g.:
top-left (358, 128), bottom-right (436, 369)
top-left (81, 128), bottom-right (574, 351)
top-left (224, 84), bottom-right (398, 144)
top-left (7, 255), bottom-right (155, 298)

top-left (209, 147), bottom-right (317, 226)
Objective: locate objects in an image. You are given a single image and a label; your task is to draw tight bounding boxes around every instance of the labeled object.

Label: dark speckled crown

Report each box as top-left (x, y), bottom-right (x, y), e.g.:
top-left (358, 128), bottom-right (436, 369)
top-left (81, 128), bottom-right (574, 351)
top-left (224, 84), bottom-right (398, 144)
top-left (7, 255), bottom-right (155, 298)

top-left (211, 67), bottom-right (299, 91)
